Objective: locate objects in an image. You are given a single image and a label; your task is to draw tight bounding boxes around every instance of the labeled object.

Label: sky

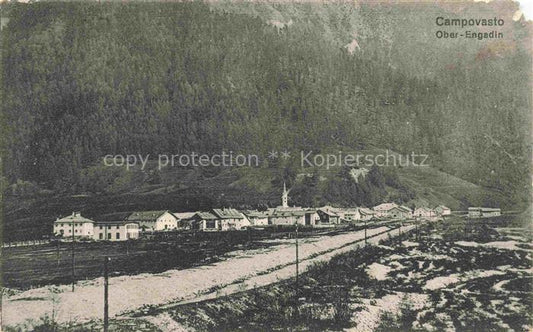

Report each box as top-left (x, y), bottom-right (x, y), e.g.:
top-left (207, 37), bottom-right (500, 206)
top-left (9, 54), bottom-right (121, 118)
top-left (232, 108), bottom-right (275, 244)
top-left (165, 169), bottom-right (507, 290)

top-left (517, 0), bottom-right (533, 20)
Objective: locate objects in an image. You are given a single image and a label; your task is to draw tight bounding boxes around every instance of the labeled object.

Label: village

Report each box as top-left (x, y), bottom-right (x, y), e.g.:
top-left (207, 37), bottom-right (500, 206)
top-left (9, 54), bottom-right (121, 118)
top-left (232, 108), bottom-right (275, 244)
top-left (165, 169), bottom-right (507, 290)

top-left (52, 184), bottom-right (501, 242)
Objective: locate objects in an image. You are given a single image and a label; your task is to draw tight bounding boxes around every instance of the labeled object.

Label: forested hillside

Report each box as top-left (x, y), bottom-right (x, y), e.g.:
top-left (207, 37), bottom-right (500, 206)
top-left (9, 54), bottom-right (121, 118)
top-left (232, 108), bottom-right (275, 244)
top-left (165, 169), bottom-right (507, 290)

top-left (1, 1), bottom-right (531, 238)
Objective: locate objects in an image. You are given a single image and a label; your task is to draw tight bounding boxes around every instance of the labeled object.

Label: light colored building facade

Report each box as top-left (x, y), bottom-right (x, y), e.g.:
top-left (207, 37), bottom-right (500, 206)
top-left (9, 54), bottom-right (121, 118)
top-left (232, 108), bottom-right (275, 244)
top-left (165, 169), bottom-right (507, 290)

top-left (414, 207), bottom-right (436, 218)
top-left (388, 206), bottom-right (411, 219)
top-left (173, 212), bottom-right (196, 229)
top-left (212, 208), bottom-right (250, 230)
top-left (435, 205), bottom-right (451, 216)
top-left (268, 208), bottom-right (319, 226)
top-left (342, 208), bottom-right (361, 222)
top-left (53, 212), bottom-right (94, 239)
top-left (126, 210), bottom-right (178, 231)
top-left (399, 206), bottom-right (413, 219)
top-left (359, 208), bottom-right (376, 221)
top-left (316, 207), bottom-right (341, 226)
top-left (468, 207), bottom-right (501, 218)
top-left (244, 211), bottom-right (269, 226)
top-left (191, 212), bottom-right (219, 231)
top-left (93, 221), bottom-right (140, 241)
top-left (373, 203), bottom-right (398, 218)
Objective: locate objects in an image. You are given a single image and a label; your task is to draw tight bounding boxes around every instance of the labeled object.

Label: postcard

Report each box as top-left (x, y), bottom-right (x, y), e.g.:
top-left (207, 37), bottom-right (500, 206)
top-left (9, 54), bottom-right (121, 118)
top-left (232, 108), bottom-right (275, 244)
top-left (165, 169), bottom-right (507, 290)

top-left (1, 0), bottom-right (531, 331)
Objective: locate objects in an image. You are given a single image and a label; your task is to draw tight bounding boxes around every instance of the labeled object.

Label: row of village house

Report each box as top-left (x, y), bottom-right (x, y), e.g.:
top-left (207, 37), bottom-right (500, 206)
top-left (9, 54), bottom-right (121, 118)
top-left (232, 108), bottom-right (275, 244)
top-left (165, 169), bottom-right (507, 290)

top-left (53, 203), bottom-right (454, 242)
top-left (52, 184), bottom-right (500, 241)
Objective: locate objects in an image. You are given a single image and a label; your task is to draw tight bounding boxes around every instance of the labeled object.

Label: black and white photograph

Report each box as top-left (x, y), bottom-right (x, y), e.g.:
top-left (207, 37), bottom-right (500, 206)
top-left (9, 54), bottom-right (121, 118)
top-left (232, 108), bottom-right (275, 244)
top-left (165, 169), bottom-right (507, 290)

top-left (0, 0), bottom-right (532, 330)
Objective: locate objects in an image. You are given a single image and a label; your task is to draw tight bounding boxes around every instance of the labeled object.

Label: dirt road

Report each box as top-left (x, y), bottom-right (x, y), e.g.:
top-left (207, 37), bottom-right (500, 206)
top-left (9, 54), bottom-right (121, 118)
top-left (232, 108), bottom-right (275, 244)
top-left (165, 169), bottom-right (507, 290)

top-left (2, 225), bottom-right (412, 328)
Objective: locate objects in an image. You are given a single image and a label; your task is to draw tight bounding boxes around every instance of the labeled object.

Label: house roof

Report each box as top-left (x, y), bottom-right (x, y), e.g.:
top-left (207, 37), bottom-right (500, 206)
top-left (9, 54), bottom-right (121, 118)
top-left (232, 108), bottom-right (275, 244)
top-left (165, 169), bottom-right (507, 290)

top-left (399, 205), bottom-right (412, 213)
top-left (126, 210), bottom-right (173, 222)
top-left (359, 208), bottom-right (375, 215)
top-left (468, 207), bottom-right (500, 212)
top-left (436, 205), bottom-right (450, 210)
top-left (173, 212), bottom-right (196, 220)
top-left (317, 207), bottom-right (340, 217)
top-left (389, 206), bottom-right (411, 213)
top-left (340, 208), bottom-right (361, 214)
top-left (95, 220), bottom-right (139, 226)
top-left (270, 210), bottom-right (307, 217)
top-left (373, 203), bottom-right (398, 211)
top-left (195, 211), bottom-right (218, 220)
top-left (97, 212), bottom-right (131, 222)
top-left (243, 210), bottom-right (269, 218)
top-left (55, 212), bottom-right (95, 224)
top-left (212, 208), bottom-right (244, 219)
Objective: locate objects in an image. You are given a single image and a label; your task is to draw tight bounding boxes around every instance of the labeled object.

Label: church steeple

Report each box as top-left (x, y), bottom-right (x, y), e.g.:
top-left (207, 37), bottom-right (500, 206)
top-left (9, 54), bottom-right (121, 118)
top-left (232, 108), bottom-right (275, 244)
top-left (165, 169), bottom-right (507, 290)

top-left (282, 182), bottom-right (289, 208)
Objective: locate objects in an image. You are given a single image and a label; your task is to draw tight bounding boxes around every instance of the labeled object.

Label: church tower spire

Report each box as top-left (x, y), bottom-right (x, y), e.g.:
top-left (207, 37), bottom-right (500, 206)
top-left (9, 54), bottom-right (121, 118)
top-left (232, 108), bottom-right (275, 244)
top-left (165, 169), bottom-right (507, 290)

top-left (282, 182), bottom-right (289, 208)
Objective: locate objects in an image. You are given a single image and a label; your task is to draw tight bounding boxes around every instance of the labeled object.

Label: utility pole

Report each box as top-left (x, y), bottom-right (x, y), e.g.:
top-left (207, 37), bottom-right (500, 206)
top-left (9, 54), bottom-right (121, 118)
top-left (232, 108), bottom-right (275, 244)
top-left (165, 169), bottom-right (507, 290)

top-left (104, 257), bottom-right (110, 332)
top-left (364, 219), bottom-right (367, 245)
top-left (295, 222), bottom-right (299, 298)
top-left (56, 240), bottom-right (60, 267)
top-left (71, 222), bottom-right (75, 292)
top-left (398, 221), bottom-right (402, 246)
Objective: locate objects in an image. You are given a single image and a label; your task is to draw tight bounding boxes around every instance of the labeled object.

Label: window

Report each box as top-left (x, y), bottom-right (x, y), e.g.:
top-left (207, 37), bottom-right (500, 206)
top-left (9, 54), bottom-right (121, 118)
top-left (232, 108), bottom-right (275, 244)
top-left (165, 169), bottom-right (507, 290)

top-left (206, 220), bottom-right (216, 229)
top-left (99, 226), bottom-right (103, 230)
top-left (116, 226), bottom-right (119, 229)
top-left (107, 233), bottom-right (111, 239)
top-left (116, 233), bottom-right (120, 239)
top-left (99, 233), bottom-right (103, 240)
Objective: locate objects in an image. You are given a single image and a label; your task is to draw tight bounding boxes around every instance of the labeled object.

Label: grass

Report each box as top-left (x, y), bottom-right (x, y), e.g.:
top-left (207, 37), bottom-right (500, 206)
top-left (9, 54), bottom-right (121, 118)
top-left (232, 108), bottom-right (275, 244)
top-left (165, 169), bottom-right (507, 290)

top-left (112, 216), bottom-right (530, 331)
top-left (2, 227), bottom-right (353, 290)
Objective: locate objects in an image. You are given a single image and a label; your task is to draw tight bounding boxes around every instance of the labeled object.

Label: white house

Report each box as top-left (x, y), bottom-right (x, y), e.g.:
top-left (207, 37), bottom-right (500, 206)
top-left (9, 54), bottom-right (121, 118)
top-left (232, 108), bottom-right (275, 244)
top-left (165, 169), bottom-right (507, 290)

top-left (126, 210), bottom-right (178, 231)
top-left (336, 208), bottom-right (361, 222)
top-left (93, 221), bottom-right (140, 241)
top-left (316, 206), bottom-right (341, 226)
top-left (468, 207), bottom-right (501, 218)
top-left (414, 207), bottom-right (436, 218)
top-left (173, 212), bottom-right (196, 229)
top-left (399, 206), bottom-right (413, 218)
top-left (359, 208), bottom-right (376, 221)
top-left (387, 206), bottom-right (412, 220)
top-left (373, 203), bottom-right (398, 218)
top-left (268, 208), bottom-right (319, 226)
top-left (435, 205), bottom-right (451, 216)
top-left (191, 212), bottom-right (219, 231)
top-left (53, 212), bottom-right (94, 239)
top-left (243, 211), bottom-right (270, 226)
top-left (212, 208), bottom-right (251, 230)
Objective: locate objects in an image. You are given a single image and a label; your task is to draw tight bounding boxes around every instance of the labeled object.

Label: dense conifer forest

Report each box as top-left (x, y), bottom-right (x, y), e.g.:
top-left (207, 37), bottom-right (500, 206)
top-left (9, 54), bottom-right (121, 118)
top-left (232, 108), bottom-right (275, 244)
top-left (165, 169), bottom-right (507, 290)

top-left (0, 1), bottom-right (530, 239)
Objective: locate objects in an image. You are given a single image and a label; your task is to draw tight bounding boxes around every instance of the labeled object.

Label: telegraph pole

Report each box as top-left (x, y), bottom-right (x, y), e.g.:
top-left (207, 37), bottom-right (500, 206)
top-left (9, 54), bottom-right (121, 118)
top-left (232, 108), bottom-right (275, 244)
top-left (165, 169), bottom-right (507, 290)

top-left (295, 222), bottom-right (299, 297)
top-left (364, 219), bottom-right (367, 245)
top-left (103, 257), bottom-right (110, 332)
top-left (71, 222), bottom-right (75, 292)
top-left (416, 219), bottom-right (419, 241)
top-left (398, 221), bottom-right (402, 246)
top-left (56, 240), bottom-right (60, 267)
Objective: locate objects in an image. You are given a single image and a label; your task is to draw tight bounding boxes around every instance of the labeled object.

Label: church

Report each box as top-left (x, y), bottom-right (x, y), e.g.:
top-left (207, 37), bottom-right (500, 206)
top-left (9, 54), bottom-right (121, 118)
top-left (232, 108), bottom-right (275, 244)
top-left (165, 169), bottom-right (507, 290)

top-left (267, 183), bottom-right (320, 226)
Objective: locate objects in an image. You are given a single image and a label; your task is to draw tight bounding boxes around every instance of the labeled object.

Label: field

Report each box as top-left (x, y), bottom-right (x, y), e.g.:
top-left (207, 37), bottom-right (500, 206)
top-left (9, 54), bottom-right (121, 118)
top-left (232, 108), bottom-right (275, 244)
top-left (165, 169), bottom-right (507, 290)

top-left (2, 223), bottom-right (404, 329)
top-left (3, 216), bottom-right (531, 331)
top-left (113, 216), bottom-right (531, 331)
top-left (2, 226), bottom-right (356, 290)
